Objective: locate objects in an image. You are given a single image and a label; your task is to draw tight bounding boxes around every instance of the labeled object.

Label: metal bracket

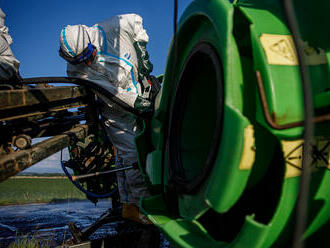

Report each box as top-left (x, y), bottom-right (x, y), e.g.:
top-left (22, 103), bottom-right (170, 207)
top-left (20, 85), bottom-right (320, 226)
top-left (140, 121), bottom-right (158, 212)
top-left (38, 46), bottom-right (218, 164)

top-left (256, 71), bottom-right (330, 130)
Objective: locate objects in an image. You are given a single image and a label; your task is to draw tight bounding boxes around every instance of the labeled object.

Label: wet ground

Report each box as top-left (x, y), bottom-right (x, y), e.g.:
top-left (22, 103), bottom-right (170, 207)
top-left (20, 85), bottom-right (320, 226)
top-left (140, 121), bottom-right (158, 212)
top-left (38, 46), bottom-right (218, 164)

top-left (0, 200), bottom-right (155, 247)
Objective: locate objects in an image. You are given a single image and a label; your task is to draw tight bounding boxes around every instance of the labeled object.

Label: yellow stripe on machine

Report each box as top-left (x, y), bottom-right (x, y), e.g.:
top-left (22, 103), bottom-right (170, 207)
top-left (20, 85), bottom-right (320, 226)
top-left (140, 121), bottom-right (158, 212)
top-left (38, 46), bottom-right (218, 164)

top-left (239, 125), bottom-right (256, 170)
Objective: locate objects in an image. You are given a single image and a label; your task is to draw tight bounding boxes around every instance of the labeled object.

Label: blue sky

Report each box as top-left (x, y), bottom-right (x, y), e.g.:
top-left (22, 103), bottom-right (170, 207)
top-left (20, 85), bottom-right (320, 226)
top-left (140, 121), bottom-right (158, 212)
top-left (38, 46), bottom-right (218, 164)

top-left (1, 0), bottom-right (192, 77)
top-left (1, 0), bottom-right (192, 173)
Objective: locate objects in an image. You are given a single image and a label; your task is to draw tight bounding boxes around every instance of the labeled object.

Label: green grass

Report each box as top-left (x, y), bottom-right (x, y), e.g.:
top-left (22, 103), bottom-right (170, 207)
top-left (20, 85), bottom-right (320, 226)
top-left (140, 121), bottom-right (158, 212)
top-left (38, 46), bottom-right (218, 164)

top-left (0, 177), bottom-right (86, 205)
top-left (8, 235), bottom-right (54, 248)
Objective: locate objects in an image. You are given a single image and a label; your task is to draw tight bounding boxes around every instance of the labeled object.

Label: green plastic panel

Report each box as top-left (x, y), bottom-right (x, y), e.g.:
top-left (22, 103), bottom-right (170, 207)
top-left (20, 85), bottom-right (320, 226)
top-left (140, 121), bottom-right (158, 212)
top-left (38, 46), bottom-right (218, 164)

top-left (142, 196), bottom-right (271, 248)
top-left (140, 0), bottom-right (330, 247)
top-left (238, 3), bottom-right (330, 139)
top-left (145, 151), bottom-right (162, 185)
top-left (206, 104), bottom-right (253, 212)
top-left (228, 215), bottom-right (270, 248)
top-left (260, 176), bottom-right (300, 246)
top-left (304, 170), bottom-right (330, 239)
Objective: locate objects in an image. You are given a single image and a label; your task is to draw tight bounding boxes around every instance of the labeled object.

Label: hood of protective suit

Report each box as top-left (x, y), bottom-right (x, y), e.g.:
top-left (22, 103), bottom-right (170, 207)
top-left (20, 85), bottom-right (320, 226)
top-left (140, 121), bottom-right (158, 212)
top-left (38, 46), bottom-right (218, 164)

top-left (0, 8), bottom-right (12, 45)
top-left (60, 24), bottom-right (90, 58)
top-left (0, 8), bottom-right (20, 80)
top-left (62, 14), bottom-right (153, 109)
top-left (0, 9), bottom-right (5, 26)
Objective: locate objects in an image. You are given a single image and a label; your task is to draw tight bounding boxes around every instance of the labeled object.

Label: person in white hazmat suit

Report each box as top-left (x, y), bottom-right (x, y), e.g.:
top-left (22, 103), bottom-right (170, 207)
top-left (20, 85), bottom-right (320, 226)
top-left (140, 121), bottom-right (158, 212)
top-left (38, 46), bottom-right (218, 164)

top-left (59, 14), bottom-right (157, 225)
top-left (0, 8), bottom-right (20, 82)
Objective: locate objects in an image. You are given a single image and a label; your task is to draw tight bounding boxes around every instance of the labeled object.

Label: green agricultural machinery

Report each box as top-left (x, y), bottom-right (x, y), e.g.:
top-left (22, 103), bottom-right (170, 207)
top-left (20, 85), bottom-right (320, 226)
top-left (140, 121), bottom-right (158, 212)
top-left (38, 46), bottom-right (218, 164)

top-left (0, 0), bottom-right (329, 247)
top-left (137, 0), bottom-right (330, 247)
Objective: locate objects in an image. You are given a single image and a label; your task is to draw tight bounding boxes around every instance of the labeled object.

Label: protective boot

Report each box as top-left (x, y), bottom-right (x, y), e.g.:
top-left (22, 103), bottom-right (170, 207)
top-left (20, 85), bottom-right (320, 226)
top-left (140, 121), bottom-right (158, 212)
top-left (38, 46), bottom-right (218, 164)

top-left (122, 203), bottom-right (152, 225)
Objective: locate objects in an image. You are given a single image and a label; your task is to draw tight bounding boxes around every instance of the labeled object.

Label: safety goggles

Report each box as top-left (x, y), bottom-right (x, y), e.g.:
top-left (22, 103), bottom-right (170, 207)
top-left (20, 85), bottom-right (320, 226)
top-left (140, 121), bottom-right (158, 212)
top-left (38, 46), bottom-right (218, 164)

top-left (59, 43), bottom-right (96, 65)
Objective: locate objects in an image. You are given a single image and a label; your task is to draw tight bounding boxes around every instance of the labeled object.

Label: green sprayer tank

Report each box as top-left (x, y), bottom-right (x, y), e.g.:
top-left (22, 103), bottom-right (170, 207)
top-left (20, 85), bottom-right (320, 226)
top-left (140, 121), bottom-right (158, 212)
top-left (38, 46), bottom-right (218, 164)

top-left (135, 0), bottom-right (330, 247)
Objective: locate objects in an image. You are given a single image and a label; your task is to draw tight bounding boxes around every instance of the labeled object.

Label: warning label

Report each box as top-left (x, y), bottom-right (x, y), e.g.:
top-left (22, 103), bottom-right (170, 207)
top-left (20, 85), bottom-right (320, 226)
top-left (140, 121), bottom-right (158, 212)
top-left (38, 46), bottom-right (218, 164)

top-left (282, 138), bottom-right (330, 178)
top-left (260, 34), bottom-right (327, 66)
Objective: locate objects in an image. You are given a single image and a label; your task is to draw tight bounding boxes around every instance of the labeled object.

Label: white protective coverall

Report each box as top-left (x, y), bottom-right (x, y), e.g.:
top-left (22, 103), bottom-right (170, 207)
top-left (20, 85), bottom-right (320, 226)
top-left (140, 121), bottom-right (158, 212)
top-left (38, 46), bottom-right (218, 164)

top-left (0, 8), bottom-right (20, 81)
top-left (59, 14), bottom-right (151, 205)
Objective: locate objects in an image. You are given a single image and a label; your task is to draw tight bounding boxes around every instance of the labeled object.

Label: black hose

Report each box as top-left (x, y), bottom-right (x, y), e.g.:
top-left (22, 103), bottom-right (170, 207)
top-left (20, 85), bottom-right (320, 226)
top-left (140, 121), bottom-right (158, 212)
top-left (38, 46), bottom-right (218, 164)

top-left (160, 0), bottom-right (178, 207)
top-left (61, 161), bottom-right (117, 199)
top-left (282, 1), bottom-right (314, 248)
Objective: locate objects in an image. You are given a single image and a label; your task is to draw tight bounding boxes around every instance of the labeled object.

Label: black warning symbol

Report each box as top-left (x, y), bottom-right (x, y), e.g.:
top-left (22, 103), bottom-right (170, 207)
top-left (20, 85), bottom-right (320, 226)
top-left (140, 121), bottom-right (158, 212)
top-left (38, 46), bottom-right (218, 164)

top-left (284, 139), bottom-right (330, 174)
top-left (269, 39), bottom-right (296, 62)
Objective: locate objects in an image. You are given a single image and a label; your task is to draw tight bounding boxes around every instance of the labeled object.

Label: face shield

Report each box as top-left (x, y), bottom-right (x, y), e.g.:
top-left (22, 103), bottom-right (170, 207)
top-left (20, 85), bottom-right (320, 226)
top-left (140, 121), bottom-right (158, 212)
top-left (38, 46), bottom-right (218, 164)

top-left (59, 43), bottom-right (97, 65)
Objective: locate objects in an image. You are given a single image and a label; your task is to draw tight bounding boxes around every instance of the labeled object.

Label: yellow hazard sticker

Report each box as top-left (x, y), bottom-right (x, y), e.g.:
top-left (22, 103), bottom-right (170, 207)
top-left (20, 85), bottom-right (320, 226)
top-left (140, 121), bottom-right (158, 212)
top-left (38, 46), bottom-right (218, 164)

top-left (260, 34), bottom-right (327, 66)
top-left (239, 125), bottom-right (255, 170)
top-left (282, 137), bottom-right (330, 178)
